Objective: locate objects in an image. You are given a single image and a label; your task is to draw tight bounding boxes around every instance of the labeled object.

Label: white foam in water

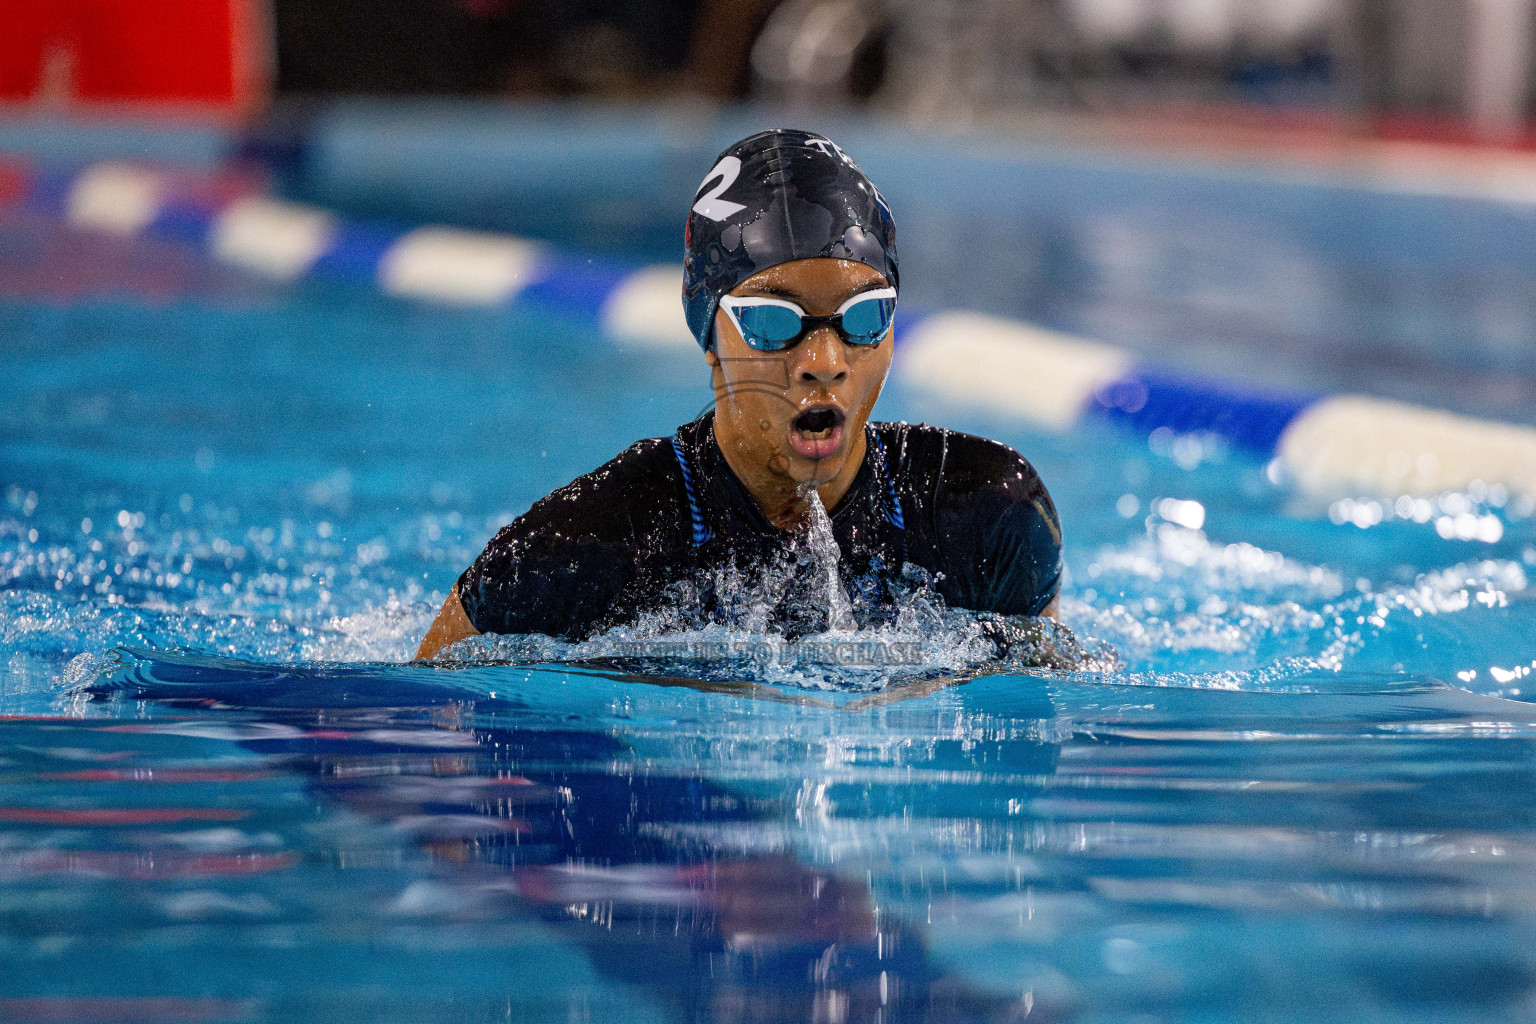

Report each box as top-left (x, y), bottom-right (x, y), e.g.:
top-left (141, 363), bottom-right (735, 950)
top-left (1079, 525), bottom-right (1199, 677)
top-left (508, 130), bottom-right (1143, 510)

top-left (448, 614), bottom-right (1030, 693)
top-left (22, 484), bottom-right (1529, 700)
top-left (301, 597), bottom-right (440, 663)
top-left (1068, 519), bottom-right (1536, 688)
top-left (0, 505), bottom-right (465, 704)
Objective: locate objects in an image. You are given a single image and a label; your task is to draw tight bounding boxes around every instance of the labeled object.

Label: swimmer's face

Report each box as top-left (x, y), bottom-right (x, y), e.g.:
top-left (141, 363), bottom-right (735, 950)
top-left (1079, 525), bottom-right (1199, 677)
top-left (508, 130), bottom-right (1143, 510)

top-left (706, 258), bottom-right (894, 489)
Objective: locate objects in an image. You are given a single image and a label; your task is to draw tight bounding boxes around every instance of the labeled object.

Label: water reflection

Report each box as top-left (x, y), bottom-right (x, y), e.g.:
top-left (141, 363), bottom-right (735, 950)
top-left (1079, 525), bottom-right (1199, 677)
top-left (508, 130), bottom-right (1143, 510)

top-left (75, 649), bottom-right (1065, 1022)
top-left (5, 650), bottom-right (1533, 1020)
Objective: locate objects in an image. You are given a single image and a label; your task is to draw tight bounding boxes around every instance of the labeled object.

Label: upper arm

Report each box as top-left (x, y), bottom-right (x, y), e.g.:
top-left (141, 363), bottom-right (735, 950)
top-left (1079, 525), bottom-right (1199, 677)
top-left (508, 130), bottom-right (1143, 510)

top-left (934, 436), bottom-right (1063, 616)
top-left (457, 499), bottom-right (639, 640)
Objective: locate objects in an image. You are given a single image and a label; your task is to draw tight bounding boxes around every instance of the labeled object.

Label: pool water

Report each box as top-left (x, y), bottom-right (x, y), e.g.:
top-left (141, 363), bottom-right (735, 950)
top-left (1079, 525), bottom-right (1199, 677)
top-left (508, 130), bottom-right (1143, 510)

top-left (4, 196), bottom-right (1536, 1023)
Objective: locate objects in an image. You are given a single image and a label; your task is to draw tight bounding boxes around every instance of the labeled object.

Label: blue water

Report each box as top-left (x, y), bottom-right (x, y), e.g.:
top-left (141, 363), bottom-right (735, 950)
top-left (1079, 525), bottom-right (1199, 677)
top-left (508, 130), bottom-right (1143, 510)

top-left (5, 186), bottom-right (1536, 1023)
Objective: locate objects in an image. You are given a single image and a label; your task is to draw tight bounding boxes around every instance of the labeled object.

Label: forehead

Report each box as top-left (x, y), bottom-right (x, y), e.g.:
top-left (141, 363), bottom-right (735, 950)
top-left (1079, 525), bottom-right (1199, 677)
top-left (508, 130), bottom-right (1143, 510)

top-left (730, 258), bottom-right (887, 302)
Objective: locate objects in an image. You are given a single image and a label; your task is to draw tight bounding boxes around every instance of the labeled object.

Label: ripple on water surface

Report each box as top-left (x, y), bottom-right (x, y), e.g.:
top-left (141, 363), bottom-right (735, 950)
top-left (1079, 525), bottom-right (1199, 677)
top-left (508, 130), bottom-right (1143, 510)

top-left (0, 651), bottom-right (1528, 1022)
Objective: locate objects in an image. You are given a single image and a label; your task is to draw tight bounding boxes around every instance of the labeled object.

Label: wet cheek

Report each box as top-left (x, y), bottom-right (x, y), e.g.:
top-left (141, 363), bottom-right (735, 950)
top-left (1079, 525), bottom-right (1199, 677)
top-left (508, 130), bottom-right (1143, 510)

top-left (853, 363), bottom-right (888, 413)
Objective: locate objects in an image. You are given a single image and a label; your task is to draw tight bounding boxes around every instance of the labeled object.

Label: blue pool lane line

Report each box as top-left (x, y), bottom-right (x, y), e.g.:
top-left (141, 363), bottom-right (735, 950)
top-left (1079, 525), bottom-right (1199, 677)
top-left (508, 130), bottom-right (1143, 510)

top-left (17, 160), bottom-right (1536, 503)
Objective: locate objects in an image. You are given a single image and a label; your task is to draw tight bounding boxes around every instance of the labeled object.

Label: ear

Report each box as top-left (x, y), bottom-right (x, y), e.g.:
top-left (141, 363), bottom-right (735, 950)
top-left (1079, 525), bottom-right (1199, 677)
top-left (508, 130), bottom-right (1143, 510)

top-left (705, 347), bottom-right (720, 368)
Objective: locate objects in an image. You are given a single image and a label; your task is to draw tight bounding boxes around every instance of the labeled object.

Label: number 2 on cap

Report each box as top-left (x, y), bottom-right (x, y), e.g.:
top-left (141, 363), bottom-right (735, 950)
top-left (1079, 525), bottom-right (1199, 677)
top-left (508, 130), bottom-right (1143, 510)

top-left (692, 157), bottom-right (747, 222)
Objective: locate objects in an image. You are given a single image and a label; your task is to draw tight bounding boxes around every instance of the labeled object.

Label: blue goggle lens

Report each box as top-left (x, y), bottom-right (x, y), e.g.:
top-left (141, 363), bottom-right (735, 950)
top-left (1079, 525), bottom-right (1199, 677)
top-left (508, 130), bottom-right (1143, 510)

top-left (734, 304), bottom-right (806, 349)
top-left (839, 295), bottom-right (896, 344)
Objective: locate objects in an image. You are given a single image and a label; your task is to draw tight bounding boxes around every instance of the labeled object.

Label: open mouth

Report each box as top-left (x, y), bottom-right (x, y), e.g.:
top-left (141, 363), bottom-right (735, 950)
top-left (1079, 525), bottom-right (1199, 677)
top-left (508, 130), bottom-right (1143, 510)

top-left (789, 407), bottom-right (846, 461)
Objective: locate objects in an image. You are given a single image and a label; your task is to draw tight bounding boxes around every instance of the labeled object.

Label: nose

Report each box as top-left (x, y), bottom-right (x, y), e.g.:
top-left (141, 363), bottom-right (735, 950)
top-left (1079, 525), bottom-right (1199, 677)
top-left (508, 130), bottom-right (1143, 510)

top-left (793, 325), bottom-right (848, 386)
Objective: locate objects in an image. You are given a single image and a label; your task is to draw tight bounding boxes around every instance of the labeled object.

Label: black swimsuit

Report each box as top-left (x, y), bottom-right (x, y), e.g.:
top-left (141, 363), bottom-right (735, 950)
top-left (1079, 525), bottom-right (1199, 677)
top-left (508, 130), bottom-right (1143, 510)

top-left (457, 414), bottom-right (1062, 640)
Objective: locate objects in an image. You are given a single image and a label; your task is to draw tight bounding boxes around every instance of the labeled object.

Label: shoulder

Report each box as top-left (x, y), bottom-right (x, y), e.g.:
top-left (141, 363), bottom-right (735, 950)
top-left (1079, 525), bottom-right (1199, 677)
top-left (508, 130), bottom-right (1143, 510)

top-left (873, 422), bottom-right (1061, 616)
top-left (538, 436), bottom-right (681, 506)
top-left (456, 435), bottom-right (691, 635)
top-left (873, 421), bottom-right (1051, 505)
top-left (489, 435), bottom-right (685, 552)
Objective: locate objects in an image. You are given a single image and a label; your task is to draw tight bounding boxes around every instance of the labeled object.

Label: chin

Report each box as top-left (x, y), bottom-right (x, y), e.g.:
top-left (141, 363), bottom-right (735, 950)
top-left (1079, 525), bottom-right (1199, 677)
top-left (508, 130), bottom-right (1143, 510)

top-left (784, 447), bottom-right (847, 485)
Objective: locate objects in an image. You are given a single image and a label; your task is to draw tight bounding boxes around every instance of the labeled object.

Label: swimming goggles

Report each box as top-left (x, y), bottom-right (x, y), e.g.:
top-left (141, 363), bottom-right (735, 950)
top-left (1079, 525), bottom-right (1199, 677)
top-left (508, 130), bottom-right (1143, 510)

top-left (718, 287), bottom-right (896, 352)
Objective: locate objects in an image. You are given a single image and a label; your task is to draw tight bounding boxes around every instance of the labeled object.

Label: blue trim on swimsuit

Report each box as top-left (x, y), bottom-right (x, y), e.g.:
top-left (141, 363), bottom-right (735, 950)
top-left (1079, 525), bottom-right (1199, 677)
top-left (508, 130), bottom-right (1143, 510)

top-left (671, 435), bottom-right (713, 547)
top-left (871, 434), bottom-right (905, 530)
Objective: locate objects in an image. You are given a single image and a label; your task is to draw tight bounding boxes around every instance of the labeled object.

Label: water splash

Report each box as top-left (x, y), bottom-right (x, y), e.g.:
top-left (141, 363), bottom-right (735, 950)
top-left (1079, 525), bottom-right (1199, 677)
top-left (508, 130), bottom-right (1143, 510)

top-left (798, 484), bottom-right (856, 633)
top-left (439, 611), bottom-right (1112, 691)
top-left (429, 483), bottom-right (1116, 688)
top-left (441, 546), bottom-right (1117, 694)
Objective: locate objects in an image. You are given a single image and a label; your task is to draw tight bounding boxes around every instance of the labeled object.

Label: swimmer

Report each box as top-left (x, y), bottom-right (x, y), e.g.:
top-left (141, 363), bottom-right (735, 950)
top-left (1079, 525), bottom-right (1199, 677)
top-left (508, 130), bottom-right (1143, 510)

top-left (416, 129), bottom-right (1062, 659)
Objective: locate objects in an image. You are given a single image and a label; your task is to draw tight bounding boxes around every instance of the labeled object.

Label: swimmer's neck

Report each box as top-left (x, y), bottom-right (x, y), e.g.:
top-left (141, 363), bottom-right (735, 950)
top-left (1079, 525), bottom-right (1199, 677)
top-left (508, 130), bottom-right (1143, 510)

top-left (710, 416), bottom-right (868, 531)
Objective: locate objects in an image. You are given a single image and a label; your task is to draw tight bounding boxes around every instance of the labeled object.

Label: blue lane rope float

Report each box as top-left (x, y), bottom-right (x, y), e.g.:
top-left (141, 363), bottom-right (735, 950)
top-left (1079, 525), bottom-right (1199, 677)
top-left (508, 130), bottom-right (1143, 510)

top-left (12, 159), bottom-right (1536, 505)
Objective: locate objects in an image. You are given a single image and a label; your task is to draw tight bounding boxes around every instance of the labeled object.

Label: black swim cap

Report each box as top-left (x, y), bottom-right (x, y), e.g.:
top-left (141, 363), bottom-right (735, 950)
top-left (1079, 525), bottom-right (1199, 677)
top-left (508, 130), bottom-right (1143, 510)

top-left (682, 129), bottom-right (898, 351)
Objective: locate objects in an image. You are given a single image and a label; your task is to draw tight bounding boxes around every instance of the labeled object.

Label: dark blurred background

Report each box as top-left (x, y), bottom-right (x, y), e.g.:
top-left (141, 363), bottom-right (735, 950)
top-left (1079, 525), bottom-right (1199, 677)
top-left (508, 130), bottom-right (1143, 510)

top-left (269, 0), bottom-right (1536, 144)
top-left (4, 0), bottom-right (1536, 144)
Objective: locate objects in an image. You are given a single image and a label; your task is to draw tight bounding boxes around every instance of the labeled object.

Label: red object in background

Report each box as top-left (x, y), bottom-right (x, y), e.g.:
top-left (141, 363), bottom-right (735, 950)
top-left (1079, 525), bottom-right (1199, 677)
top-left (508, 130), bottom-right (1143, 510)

top-left (0, 161), bottom-right (30, 207)
top-left (0, 0), bottom-right (267, 109)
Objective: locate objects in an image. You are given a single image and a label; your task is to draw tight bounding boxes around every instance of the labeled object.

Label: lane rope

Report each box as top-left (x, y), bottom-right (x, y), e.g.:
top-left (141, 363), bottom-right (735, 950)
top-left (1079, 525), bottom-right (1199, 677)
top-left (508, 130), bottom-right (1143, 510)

top-left (7, 157), bottom-right (1536, 503)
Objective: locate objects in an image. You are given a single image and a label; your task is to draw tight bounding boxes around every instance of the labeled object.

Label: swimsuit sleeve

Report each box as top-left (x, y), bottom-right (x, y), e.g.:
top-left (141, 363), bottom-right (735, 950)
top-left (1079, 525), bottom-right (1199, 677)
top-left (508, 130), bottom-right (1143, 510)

top-left (455, 439), bottom-right (684, 640)
top-left (929, 433), bottom-right (1063, 616)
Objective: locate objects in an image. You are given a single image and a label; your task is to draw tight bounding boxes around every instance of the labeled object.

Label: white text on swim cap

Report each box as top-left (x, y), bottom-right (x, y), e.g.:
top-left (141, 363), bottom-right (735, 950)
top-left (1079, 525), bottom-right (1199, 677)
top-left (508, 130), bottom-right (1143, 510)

top-left (693, 157), bottom-right (748, 222)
